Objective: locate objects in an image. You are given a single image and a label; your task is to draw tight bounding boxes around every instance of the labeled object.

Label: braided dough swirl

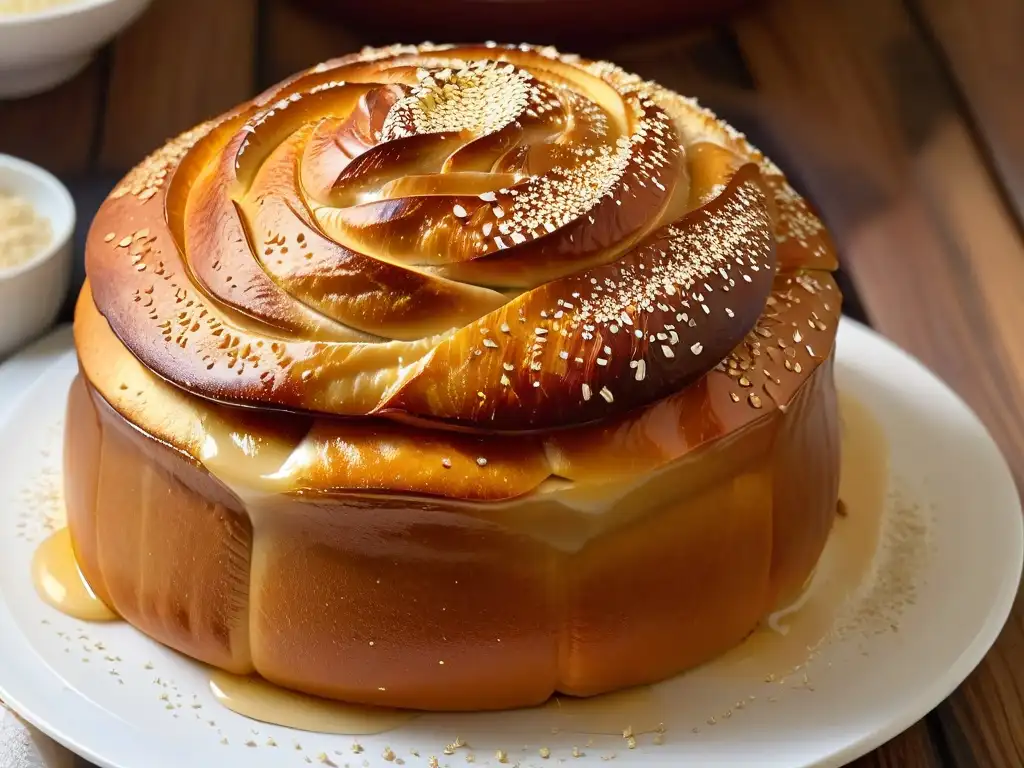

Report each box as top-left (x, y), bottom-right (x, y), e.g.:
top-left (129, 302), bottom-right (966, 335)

top-left (84, 43), bottom-right (836, 432)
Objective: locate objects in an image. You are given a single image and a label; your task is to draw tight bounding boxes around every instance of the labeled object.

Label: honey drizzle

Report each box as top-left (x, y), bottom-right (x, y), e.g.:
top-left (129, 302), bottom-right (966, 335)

top-left (31, 528), bottom-right (118, 622)
top-left (209, 672), bottom-right (418, 735)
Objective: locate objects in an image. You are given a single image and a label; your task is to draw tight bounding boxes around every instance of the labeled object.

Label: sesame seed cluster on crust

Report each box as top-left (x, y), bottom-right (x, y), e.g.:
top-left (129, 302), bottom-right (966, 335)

top-left (81, 42), bottom-right (839, 435)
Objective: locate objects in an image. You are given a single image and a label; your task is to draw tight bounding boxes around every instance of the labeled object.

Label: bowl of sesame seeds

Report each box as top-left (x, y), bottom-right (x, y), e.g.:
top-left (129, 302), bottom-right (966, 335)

top-left (0, 0), bottom-right (153, 98)
top-left (0, 154), bottom-right (74, 359)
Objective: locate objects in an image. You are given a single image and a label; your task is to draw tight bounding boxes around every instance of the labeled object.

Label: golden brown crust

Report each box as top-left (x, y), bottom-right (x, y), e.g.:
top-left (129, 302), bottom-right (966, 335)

top-left (67, 43), bottom-right (843, 711)
top-left (65, 352), bottom-right (838, 710)
top-left (84, 43), bottom-right (834, 431)
top-left (379, 165), bottom-right (777, 430)
top-left (74, 267), bottom-right (839, 500)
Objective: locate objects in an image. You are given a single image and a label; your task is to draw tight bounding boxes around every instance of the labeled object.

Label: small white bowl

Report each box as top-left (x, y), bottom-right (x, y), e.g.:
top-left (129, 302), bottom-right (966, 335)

top-left (0, 154), bottom-right (75, 359)
top-left (0, 0), bottom-right (153, 99)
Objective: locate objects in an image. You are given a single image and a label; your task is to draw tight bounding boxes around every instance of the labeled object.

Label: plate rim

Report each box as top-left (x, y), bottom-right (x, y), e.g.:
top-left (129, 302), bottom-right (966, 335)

top-left (0, 319), bottom-right (1020, 768)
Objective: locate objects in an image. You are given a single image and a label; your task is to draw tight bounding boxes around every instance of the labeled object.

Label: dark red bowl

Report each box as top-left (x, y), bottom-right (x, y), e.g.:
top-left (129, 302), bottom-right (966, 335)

top-left (288, 0), bottom-right (758, 45)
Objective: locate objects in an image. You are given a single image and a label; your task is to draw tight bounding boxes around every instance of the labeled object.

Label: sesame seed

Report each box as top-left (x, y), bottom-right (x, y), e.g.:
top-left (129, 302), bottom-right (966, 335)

top-left (452, 204), bottom-right (468, 218)
top-left (748, 393), bottom-right (763, 408)
top-left (582, 383), bottom-right (592, 401)
top-left (691, 342), bottom-right (703, 355)
top-left (476, 458), bottom-right (488, 467)
top-left (661, 345), bottom-right (674, 358)
top-left (599, 386), bottom-right (614, 403)
top-left (635, 360), bottom-right (646, 381)
top-left (482, 338), bottom-right (498, 349)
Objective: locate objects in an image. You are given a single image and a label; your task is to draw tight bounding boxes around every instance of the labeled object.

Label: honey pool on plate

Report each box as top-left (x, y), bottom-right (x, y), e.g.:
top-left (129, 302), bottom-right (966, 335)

top-left (31, 527), bottom-right (116, 623)
top-left (30, 391), bottom-right (888, 738)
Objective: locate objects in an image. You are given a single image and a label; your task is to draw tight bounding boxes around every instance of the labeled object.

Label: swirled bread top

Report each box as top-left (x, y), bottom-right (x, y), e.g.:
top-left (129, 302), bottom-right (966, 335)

top-left (83, 42), bottom-right (838, 436)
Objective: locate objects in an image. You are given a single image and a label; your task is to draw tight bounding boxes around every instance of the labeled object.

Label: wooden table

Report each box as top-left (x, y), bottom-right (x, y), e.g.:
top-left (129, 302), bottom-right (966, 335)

top-left (2, 0), bottom-right (1022, 764)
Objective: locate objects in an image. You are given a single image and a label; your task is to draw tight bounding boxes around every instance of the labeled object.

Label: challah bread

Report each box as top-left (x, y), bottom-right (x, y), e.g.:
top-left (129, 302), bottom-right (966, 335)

top-left (65, 43), bottom-right (841, 711)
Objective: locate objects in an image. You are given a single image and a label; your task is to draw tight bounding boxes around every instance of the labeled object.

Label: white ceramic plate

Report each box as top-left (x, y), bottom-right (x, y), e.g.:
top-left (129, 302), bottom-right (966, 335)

top-left (0, 320), bottom-right (1020, 768)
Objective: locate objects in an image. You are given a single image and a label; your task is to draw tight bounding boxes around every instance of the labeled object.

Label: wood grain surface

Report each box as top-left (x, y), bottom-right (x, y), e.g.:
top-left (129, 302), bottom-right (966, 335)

top-left (97, 0), bottom-right (258, 169)
top-left (1, 0), bottom-right (1022, 765)
top-left (0, 60), bottom-right (103, 174)
top-left (911, 0), bottom-right (1024, 225)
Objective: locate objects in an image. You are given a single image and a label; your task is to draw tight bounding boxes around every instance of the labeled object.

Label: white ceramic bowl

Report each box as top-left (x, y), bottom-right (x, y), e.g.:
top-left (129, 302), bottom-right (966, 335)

top-left (0, 0), bottom-right (153, 99)
top-left (0, 154), bottom-right (75, 359)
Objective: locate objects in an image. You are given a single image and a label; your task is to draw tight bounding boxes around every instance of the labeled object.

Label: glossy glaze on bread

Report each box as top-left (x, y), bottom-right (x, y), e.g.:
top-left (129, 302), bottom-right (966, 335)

top-left (83, 43), bottom-right (834, 431)
top-left (66, 43), bottom-right (842, 711)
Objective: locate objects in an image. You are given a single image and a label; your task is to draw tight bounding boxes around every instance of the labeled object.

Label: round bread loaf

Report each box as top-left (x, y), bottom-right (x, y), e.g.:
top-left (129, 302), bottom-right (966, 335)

top-left (66, 43), bottom-right (842, 711)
